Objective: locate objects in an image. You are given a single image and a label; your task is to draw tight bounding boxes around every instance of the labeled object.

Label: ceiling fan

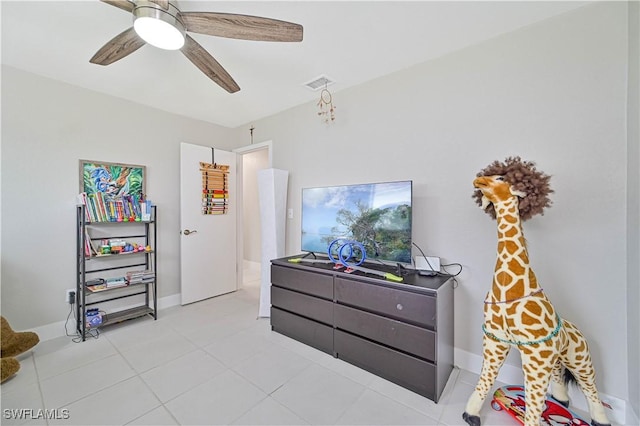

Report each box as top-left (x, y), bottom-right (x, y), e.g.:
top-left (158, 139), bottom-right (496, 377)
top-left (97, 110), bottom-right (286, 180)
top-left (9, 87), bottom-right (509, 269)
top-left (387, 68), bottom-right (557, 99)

top-left (90, 0), bottom-right (303, 93)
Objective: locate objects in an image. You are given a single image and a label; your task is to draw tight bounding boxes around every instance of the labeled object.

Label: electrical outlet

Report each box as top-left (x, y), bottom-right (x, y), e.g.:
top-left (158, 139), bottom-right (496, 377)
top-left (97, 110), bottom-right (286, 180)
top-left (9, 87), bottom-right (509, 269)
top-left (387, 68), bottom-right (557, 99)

top-left (65, 289), bottom-right (76, 304)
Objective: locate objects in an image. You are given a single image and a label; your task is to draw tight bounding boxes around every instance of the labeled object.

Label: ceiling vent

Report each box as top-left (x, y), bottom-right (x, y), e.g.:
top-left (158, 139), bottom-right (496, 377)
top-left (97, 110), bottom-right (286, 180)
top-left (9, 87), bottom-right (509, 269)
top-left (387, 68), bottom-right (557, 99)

top-left (303, 75), bottom-right (335, 91)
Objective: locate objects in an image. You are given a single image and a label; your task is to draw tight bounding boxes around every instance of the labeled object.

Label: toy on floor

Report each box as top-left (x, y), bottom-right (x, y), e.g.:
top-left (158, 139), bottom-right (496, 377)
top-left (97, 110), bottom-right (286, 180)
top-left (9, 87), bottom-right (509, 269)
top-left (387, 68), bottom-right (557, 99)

top-left (1, 316), bottom-right (39, 383)
top-left (462, 157), bottom-right (610, 426)
top-left (491, 385), bottom-right (590, 426)
top-left (1, 358), bottom-right (20, 383)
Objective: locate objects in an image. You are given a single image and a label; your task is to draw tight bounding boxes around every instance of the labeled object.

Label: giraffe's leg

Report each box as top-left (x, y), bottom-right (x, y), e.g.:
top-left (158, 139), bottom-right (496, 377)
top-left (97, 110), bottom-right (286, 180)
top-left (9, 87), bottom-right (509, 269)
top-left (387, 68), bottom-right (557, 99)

top-left (560, 321), bottom-right (611, 426)
top-left (463, 335), bottom-right (510, 426)
top-left (520, 348), bottom-right (555, 426)
top-left (550, 361), bottom-right (570, 406)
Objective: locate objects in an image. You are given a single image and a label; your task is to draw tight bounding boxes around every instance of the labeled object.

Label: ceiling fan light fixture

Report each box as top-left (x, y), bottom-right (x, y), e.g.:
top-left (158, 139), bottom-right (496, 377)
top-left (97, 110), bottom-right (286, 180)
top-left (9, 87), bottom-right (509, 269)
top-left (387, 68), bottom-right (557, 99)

top-left (94, 0), bottom-right (304, 93)
top-left (133, 2), bottom-right (185, 50)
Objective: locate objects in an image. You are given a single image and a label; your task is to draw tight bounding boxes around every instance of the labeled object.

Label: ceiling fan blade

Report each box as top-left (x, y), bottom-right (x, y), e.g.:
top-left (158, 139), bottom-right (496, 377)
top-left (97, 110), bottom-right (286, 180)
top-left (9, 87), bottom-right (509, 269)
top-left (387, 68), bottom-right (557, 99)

top-left (90, 27), bottom-right (145, 66)
top-left (100, 0), bottom-right (135, 13)
top-left (181, 12), bottom-right (303, 42)
top-left (181, 35), bottom-right (240, 93)
top-left (149, 0), bottom-right (169, 10)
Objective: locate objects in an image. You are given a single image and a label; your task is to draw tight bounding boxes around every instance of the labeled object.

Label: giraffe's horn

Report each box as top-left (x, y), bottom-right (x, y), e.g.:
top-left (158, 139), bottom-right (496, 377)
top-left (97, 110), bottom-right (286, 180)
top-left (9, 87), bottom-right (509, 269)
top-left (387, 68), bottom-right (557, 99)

top-left (510, 188), bottom-right (527, 198)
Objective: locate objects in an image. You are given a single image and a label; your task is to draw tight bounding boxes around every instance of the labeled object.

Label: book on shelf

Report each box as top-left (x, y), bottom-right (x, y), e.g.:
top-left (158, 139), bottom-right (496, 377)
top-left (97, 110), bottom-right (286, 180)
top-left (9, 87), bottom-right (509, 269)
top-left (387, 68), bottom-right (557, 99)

top-left (126, 270), bottom-right (155, 284)
top-left (85, 278), bottom-right (105, 287)
top-left (96, 193), bottom-right (107, 222)
top-left (85, 278), bottom-right (108, 292)
top-left (105, 277), bottom-right (128, 288)
top-left (77, 193), bottom-right (153, 223)
top-left (84, 229), bottom-right (99, 257)
top-left (77, 193), bottom-right (91, 221)
top-left (86, 284), bottom-right (108, 292)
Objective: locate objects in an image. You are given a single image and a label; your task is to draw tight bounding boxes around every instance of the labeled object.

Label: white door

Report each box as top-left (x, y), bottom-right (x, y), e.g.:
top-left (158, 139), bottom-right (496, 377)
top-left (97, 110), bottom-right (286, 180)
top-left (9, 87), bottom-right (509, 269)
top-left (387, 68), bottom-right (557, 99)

top-left (180, 142), bottom-right (238, 304)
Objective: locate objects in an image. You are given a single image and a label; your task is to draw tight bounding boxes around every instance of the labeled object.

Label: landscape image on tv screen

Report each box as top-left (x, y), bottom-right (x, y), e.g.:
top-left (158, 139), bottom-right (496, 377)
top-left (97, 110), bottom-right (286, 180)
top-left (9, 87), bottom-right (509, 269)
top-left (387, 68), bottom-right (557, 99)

top-left (301, 180), bottom-right (412, 264)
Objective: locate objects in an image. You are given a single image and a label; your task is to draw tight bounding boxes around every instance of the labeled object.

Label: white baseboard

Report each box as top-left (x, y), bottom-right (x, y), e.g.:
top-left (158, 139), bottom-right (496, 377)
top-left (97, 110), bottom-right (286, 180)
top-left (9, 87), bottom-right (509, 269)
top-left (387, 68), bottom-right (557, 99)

top-left (243, 260), bottom-right (261, 272)
top-left (157, 293), bottom-right (181, 310)
top-left (627, 406), bottom-right (640, 426)
top-left (28, 293), bottom-right (182, 343)
top-left (455, 348), bottom-right (629, 425)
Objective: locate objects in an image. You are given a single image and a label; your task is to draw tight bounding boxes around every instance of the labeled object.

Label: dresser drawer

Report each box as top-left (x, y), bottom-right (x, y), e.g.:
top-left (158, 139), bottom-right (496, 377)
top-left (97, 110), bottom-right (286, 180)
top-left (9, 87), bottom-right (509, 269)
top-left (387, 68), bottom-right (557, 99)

top-left (334, 304), bottom-right (435, 361)
top-left (272, 286), bottom-right (333, 325)
top-left (271, 265), bottom-right (333, 299)
top-left (335, 278), bottom-right (437, 328)
top-left (271, 308), bottom-right (333, 355)
top-left (335, 330), bottom-right (437, 401)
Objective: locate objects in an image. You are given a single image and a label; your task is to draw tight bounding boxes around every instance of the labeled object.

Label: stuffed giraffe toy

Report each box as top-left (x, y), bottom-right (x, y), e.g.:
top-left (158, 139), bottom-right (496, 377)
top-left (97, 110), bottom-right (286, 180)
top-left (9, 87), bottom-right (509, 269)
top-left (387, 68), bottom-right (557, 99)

top-left (462, 157), bottom-right (610, 426)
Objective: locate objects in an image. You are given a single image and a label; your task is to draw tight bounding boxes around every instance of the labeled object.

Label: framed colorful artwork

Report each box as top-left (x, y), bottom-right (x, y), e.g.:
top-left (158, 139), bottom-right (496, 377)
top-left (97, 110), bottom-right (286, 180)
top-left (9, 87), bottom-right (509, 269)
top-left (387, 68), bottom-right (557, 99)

top-left (79, 160), bottom-right (145, 198)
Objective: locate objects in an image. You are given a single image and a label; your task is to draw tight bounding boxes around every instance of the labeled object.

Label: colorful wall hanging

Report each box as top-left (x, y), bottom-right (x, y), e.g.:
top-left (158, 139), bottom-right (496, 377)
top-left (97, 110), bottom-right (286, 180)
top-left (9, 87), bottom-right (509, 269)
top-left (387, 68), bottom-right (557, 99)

top-left (200, 162), bottom-right (229, 215)
top-left (80, 159), bottom-right (145, 199)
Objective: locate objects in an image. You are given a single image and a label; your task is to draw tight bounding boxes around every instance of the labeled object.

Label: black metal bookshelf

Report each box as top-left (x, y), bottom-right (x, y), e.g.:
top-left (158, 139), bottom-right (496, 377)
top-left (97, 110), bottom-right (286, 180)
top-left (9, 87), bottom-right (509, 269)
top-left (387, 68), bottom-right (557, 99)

top-left (75, 205), bottom-right (157, 341)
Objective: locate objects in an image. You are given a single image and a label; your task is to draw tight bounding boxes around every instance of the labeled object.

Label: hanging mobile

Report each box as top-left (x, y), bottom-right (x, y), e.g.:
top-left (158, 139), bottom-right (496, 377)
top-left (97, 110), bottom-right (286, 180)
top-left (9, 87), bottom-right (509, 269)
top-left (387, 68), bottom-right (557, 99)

top-left (317, 86), bottom-right (336, 123)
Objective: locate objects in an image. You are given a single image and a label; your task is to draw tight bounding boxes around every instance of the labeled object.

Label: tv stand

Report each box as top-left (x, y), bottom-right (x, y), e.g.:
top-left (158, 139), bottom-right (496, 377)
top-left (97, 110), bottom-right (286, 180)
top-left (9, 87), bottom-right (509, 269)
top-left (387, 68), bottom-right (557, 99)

top-left (301, 251), bottom-right (317, 259)
top-left (270, 255), bottom-right (454, 403)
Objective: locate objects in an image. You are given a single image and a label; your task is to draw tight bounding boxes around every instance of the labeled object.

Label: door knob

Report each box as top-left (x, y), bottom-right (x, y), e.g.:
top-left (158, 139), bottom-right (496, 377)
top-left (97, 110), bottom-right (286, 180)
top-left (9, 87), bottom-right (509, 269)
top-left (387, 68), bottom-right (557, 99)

top-left (183, 229), bottom-right (198, 235)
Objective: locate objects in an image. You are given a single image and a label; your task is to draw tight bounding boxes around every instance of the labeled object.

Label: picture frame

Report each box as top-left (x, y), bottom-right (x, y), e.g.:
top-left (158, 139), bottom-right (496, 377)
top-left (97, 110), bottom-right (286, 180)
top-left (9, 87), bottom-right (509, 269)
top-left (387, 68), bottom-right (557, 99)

top-left (79, 160), bottom-right (145, 198)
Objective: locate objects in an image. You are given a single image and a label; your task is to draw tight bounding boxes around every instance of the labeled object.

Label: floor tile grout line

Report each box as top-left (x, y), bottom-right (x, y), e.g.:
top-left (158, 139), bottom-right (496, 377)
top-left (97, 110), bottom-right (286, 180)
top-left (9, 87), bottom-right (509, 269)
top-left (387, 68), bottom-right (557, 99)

top-left (224, 380), bottom-right (271, 426)
top-left (39, 357), bottom-right (140, 413)
top-left (332, 385), bottom-right (369, 425)
top-left (32, 333), bottom-right (119, 383)
top-left (362, 385), bottom-right (443, 424)
top-left (105, 327), bottom-right (209, 376)
top-left (30, 352), bottom-right (49, 426)
top-left (127, 367), bottom-right (180, 426)
top-left (140, 349), bottom-right (231, 408)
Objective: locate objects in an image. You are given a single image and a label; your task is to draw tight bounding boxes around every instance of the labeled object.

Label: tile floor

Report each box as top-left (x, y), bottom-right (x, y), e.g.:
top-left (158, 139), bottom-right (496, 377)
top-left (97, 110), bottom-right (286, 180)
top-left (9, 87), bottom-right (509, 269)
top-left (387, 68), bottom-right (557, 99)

top-left (1, 269), bottom-right (589, 425)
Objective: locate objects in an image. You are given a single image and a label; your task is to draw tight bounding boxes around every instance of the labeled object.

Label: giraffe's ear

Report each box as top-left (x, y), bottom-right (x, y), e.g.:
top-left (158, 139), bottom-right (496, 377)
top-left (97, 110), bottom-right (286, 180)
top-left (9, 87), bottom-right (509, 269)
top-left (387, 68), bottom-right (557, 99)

top-left (481, 195), bottom-right (491, 210)
top-left (510, 187), bottom-right (526, 198)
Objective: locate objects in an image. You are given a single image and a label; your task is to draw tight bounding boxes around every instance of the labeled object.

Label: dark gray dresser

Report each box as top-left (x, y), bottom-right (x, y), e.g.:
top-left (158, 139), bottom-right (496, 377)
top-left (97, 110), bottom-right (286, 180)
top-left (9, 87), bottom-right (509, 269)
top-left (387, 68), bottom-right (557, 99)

top-left (270, 256), bottom-right (454, 403)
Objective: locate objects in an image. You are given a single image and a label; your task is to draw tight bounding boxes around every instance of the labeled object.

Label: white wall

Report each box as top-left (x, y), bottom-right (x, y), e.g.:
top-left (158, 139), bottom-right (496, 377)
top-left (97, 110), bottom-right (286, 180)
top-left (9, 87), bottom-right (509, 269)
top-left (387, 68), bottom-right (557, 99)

top-left (1, 66), bottom-right (240, 329)
top-left (241, 2), bottom-right (630, 402)
top-left (242, 148), bottom-right (269, 263)
top-left (626, 0), bottom-right (640, 419)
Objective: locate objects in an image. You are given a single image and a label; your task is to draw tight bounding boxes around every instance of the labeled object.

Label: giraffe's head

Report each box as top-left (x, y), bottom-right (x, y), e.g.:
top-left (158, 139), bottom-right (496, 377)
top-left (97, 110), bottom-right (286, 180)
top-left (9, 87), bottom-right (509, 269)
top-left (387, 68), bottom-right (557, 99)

top-left (473, 175), bottom-right (526, 210)
top-left (472, 157), bottom-right (554, 221)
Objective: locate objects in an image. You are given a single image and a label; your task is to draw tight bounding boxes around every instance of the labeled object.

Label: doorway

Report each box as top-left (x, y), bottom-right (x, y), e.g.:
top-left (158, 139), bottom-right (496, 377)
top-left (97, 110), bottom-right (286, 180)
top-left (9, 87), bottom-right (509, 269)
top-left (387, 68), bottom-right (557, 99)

top-left (234, 141), bottom-right (272, 290)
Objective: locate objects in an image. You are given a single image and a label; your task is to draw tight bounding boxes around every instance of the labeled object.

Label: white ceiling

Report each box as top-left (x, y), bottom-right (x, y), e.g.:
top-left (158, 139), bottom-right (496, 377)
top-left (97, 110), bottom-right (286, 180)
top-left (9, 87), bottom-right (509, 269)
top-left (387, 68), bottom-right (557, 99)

top-left (1, 1), bottom-right (590, 128)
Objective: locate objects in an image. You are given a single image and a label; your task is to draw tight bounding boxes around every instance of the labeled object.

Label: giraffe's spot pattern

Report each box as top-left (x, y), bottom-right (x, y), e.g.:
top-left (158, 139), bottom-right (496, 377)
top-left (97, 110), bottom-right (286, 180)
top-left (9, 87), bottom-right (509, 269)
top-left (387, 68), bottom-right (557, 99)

top-left (521, 311), bottom-right (537, 326)
top-left (504, 227), bottom-right (520, 238)
top-left (496, 271), bottom-right (512, 285)
top-left (524, 301), bottom-right (542, 316)
top-left (504, 240), bottom-right (519, 255)
top-left (508, 258), bottom-right (525, 275)
top-left (505, 278), bottom-right (524, 301)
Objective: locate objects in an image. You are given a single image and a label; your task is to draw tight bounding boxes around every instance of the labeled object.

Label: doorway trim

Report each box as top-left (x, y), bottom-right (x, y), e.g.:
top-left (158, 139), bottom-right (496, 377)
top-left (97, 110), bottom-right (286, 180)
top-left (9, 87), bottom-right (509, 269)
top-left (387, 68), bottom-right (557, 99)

top-left (234, 140), bottom-right (273, 167)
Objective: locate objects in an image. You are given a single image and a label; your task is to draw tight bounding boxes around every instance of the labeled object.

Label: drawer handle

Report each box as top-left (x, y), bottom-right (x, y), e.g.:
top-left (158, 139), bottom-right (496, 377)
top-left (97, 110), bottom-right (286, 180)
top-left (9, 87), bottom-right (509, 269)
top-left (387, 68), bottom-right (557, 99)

top-left (396, 303), bottom-right (403, 311)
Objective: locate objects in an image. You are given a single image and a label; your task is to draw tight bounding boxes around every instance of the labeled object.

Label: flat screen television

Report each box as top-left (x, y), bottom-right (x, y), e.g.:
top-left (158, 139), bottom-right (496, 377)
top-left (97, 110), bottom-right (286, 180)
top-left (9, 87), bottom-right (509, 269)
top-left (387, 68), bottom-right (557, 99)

top-left (301, 180), bottom-right (412, 264)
